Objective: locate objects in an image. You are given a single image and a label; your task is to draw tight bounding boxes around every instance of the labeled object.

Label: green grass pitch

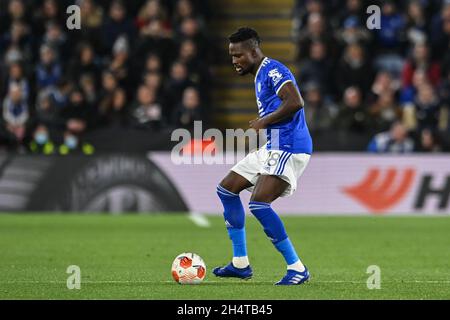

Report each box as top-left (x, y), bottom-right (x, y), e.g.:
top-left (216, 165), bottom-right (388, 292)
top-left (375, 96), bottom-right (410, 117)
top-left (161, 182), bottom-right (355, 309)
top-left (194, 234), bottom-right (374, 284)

top-left (0, 214), bottom-right (449, 299)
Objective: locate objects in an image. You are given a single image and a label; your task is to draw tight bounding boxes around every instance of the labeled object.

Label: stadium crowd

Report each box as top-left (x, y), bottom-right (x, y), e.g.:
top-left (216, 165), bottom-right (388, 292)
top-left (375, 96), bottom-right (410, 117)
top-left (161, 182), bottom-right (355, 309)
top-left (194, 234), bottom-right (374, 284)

top-left (293, 0), bottom-right (450, 152)
top-left (0, 0), bottom-right (212, 153)
top-left (1, 0), bottom-right (450, 153)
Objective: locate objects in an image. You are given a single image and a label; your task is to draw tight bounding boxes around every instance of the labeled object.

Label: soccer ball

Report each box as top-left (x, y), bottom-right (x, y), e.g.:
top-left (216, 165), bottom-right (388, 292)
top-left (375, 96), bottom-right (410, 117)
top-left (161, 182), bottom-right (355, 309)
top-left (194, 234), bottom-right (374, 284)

top-left (171, 252), bottom-right (206, 284)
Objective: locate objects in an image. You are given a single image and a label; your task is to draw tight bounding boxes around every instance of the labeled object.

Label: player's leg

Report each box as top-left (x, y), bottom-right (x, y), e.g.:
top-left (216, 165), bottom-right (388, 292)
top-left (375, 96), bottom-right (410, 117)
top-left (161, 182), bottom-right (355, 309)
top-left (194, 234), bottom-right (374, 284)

top-left (219, 170), bottom-right (253, 194)
top-left (249, 175), bottom-right (309, 285)
top-left (218, 171), bottom-right (253, 267)
top-left (214, 171), bottom-right (254, 279)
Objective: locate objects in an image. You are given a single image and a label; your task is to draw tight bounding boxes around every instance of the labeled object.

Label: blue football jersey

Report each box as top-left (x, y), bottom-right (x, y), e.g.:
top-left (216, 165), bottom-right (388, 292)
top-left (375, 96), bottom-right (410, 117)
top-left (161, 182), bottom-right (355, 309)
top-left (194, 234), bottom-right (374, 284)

top-left (254, 57), bottom-right (313, 154)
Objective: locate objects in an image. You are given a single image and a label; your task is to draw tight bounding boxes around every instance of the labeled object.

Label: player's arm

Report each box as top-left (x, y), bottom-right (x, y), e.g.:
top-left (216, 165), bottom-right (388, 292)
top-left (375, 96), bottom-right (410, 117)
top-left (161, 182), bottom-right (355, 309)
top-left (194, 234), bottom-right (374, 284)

top-left (249, 81), bottom-right (304, 130)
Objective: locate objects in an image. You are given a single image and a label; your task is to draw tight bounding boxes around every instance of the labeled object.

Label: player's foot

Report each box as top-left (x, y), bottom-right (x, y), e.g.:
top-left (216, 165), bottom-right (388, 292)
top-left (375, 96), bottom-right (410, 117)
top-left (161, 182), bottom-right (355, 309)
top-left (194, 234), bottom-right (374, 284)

top-left (213, 263), bottom-right (253, 280)
top-left (275, 268), bottom-right (310, 285)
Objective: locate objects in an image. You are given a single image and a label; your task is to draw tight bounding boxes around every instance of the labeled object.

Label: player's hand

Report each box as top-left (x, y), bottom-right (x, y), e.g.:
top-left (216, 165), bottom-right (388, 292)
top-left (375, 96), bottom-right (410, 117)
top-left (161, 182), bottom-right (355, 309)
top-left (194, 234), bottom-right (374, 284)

top-left (249, 117), bottom-right (267, 130)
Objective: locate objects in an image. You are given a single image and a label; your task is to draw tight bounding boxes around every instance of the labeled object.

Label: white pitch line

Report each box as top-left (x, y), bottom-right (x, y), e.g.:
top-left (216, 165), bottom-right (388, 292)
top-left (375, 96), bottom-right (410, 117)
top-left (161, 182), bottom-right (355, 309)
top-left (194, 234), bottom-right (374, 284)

top-left (188, 212), bottom-right (210, 228)
top-left (167, 280), bottom-right (450, 284)
top-left (1, 280), bottom-right (449, 284)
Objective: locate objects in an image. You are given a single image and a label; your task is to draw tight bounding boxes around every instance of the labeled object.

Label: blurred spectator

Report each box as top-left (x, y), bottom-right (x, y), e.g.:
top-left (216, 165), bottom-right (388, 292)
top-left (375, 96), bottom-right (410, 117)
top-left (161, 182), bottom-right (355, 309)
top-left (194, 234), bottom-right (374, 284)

top-left (79, 74), bottom-right (98, 106)
top-left (60, 87), bottom-right (94, 135)
top-left (415, 128), bottom-right (442, 152)
top-left (34, 88), bottom-right (64, 132)
top-left (173, 0), bottom-right (198, 27)
top-left (333, 0), bottom-right (366, 29)
top-left (400, 68), bottom-right (428, 105)
top-left (32, 0), bottom-right (65, 37)
top-left (403, 82), bottom-right (443, 132)
top-left (28, 124), bottom-right (56, 154)
top-left (367, 121), bottom-right (415, 153)
top-left (98, 70), bottom-right (120, 121)
top-left (80, 0), bottom-right (103, 30)
top-left (58, 130), bottom-right (95, 155)
top-left (177, 38), bottom-right (210, 90)
top-left (163, 61), bottom-right (194, 119)
top-left (1, 82), bottom-right (29, 149)
top-left (36, 44), bottom-right (62, 89)
top-left (303, 82), bottom-right (337, 132)
top-left (176, 17), bottom-right (209, 60)
top-left (296, 13), bottom-right (336, 62)
top-left (292, 0), bottom-right (326, 39)
top-left (48, 78), bottom-right (72, 109)
top-left (405, 0), bottom-right (428, 46)
top-left (2, 44), bottom-right (25, 68)
top-left (366, 70), bottom-right (400, 106)
top-left (77, 0), bottom-right (104, 46)
top-left (376, 0), bottom-right (406, 52)
top-left (373, 0), bottom-right (407, 77)
top-left (401, 42), bottom-right (441, 89)
top-left (2, 82), bottom-right (29, 125)
top-left (143, 53), bottom-right (162, 73)
top-left (0, 0), bottom-right (29, 35)
top-left (2, 61), bottom-right (30, 101)
top-left (134, 1), bottom-right (175, 67)
top-left (369, 90), bottom-right (401, 131)
top-left (335, 15), bottom-right (372, 52)
top-left (129, 85), bottom-right (163, 130)
top-left (298, 40), bottom-right (333, 97)
top-left (101, 0), bottom-right (136, 53)
top-left (335, 43), bottom-right (374, 97)
top-left (67, 43), bottom-right (101, 86)
top-left (42, 21), bottom-right (69, 60)
top-left (172, 86), bottom-right (203, 128)
top-left (99, 87), bottom-right (128, 128)
top-left (143, 72), bottom-right (163, 99)
top-left (430, 2), bottom-right (450, 58)
top-left (439, 70), bottom-right (450, 107)
top-left (334, 86), bottom-right (371, 134)
top-left (136, 0), bottom-right (171, 37)
top-left (0, 20), bottom-right (33, 65)
top-left (107, 35), bottom-right (131, 89)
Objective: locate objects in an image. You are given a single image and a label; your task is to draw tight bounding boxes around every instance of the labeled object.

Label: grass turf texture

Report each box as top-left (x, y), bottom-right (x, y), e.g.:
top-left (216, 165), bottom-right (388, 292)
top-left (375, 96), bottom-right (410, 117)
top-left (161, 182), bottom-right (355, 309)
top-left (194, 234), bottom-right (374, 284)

top-left (0, 214), bottom-right (449, 299)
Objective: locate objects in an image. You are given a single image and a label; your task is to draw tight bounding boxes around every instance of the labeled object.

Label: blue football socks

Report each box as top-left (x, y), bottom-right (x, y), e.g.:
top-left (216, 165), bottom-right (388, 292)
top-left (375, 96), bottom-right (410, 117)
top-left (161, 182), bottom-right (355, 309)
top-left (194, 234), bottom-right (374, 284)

top-left (249, 201), bottom-right (300, 265)
top-left (216, 185), bottom-right (248, 258)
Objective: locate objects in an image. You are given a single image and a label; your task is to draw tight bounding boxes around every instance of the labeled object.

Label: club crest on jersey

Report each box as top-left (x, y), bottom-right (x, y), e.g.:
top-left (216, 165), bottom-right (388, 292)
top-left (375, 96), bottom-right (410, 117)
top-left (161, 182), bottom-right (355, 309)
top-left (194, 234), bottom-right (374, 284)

top-left (268, 68), bottom-right (283, 86)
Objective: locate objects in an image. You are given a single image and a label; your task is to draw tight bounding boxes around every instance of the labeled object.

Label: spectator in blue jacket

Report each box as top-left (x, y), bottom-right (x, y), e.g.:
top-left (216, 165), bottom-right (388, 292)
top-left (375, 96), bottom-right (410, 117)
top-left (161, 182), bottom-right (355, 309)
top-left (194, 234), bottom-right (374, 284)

top-left (367, 121), bottom-right (414, 153)
top-left (36, 44), bottom-right (62, 89)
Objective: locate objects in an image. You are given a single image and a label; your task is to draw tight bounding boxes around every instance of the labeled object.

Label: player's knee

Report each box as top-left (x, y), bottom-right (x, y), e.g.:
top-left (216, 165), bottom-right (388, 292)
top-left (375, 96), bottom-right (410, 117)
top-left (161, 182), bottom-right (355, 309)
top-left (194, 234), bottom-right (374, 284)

top-left (250, 189), bottom-right (276, 204)
top-left (216, 184), bottom-right (238, 200)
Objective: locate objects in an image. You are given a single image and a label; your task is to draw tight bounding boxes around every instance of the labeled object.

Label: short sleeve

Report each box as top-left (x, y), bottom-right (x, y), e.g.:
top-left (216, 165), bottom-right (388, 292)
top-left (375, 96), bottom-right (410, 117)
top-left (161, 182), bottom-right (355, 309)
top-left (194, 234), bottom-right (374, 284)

top-left (267, 66), bottom-right (295, 96)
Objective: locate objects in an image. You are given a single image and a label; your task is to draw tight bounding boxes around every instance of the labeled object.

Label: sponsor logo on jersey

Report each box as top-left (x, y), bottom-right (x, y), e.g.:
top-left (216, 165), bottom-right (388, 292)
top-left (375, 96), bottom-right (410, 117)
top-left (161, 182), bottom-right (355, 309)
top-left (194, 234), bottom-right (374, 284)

top-left (268, 68), bottom-right (283, 86)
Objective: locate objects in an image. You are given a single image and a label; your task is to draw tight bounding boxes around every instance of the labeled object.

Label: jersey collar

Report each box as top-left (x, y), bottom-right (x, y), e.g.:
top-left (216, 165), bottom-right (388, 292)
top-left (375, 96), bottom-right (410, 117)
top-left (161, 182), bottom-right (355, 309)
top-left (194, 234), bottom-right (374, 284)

top-left (254, 57), bottom-right (268, 83)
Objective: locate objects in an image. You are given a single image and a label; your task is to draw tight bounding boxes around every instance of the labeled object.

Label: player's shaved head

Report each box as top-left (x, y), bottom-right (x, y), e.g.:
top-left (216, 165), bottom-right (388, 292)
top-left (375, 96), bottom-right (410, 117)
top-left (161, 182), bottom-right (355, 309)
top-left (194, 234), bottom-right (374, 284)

top-left (228, 27), bottom-right (261, 50)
